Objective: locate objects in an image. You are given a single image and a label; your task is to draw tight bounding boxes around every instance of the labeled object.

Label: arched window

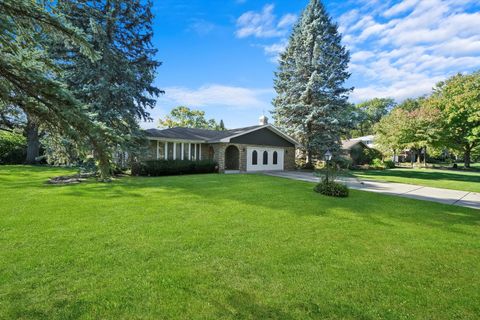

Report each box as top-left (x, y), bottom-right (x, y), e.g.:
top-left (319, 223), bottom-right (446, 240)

top-left (263, 151), bottom-right (268, 165)
top-left (273, 151), bottom-right (278, 165)
top-left (252, 150), bottom-right (258, 165)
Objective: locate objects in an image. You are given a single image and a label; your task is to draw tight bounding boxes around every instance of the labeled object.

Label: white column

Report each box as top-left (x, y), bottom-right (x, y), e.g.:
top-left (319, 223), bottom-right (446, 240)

top-left (164, 142), bottom-right (168, 160)
top-left (188, 143), bottom-right (191, 160)
top-left (156, 140), bottom-right (159, 159)
top-left (194, 144), bottom-right (197, 160)
top-left (173, 142), bottom-right (177, 160)
top-left (181, 143), bottom-right (184, 160)
top-left (199, 144), bottom-right (202, 160)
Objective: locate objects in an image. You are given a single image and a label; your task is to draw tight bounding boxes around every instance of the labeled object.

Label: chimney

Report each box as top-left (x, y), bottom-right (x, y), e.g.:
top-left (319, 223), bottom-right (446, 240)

top-left (259, 115), bottom-right (268, 125)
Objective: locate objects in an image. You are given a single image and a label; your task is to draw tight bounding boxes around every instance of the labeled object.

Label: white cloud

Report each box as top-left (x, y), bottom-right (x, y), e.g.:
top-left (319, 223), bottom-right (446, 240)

top-left (262, 39), bottom-right (288, 63)
top-left (339, 0), bottom-right (480, 102)
top-left (158, 84), bottom-right (274, 109)
top-left (235, 4), bottom-right (297, 38)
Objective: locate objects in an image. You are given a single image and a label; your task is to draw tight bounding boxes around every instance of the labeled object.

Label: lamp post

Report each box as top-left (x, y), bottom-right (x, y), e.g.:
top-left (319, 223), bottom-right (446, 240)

top-left (324, 150), bottom-right (332, 183)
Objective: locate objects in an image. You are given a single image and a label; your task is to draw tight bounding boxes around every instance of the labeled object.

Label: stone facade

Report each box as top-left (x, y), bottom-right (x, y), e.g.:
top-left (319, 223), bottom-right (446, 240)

top-left (142, 141), bottom-right (296, 173)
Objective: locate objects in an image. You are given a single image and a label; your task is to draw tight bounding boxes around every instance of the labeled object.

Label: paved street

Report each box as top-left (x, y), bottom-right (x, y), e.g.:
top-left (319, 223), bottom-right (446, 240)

top-left (265, 171), bottom-right (480, 210)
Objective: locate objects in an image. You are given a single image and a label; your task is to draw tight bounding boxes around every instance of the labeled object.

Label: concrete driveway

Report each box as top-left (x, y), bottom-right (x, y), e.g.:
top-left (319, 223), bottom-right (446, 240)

top-left (264, 171), bottom-right (480, 210)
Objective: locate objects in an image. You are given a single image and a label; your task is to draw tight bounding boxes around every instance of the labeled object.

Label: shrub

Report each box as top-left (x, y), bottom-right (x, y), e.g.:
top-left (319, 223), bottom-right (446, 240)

top-left (314, 180), bottom-right (349, 197)
top-left (350, 147), bottom-right (383, 165)
top-left (0, 131), bottom-right (26, 164)
top-left (384, 160), bottom-right (395, 169)
top-left (131, 159), bottom-right (217, 176)
top-left (336, 156), bottom-right (353, 169)
top-left (370, 158), bottom-right (385, 169)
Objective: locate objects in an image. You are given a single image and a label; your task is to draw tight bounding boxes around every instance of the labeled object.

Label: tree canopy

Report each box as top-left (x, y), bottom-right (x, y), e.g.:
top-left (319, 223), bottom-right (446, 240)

top-left (159, 106), bottom-right (223, 130)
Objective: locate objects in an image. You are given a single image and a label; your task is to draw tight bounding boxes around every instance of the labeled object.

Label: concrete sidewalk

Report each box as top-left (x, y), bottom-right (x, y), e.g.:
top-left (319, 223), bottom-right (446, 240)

top-left (264, 171), bottom-right (480, 210)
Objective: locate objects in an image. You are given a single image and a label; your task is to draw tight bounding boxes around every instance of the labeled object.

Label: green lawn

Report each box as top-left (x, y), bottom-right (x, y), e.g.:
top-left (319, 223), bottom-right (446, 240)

top-left (1, 166), bottom-right (480, 319)
top-left (351, 167), bottom-right (480, 193)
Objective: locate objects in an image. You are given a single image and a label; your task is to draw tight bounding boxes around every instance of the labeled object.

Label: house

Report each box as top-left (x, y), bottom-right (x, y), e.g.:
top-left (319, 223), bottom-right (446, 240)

top-left (350, 135), bottom-right (376, 148)
top-left (341, 140), bottom-right (371, 165)
top-left (143, 116), bottom-right (299, 173)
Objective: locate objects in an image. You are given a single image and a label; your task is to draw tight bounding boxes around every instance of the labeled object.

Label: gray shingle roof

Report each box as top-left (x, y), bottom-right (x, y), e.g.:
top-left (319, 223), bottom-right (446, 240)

top-left (144, 125), bottom-right (263, 142)
top-left (342, 140), bottom-right (368, 150)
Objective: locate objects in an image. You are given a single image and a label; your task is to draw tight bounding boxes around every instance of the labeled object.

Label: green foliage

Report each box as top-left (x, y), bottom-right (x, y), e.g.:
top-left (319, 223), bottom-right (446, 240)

top-left (0, 0), bottom-right (113, 179)
top-left (314, 180), bottom-right (349, 197)
top-left (273, 0), bottom-right (352, 164)
top-left (426, 72), bottom-right (480, 167)
top-left (370, 158), bottom-right (385, 169)
top-left (132, 159), bottom-right (217, 176)
top-left (350, 146), bottom-right (382, 165)
top-left (384, 160), bottom-right (395, 169)
top-left (352, 98), bottom-right (396, 137)
top-left (159, 106), bottom-right (221, 130)
top-left (375, 98), bottom-right (441, 161)
top-left (0, 131), bottom-right (26, 164)
top-left (336, 156), bottom-right (353, 169)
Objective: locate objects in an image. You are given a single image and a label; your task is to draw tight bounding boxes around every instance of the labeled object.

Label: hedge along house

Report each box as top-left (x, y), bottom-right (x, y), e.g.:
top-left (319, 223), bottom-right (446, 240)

top-left (143, 116), bottom-right (299, 173)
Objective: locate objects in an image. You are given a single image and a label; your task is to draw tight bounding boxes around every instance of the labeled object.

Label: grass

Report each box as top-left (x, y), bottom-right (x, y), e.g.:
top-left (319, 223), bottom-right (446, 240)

top-left (1, 165), bottom-right (480, 319)
top-left (351, 166), bottom-right (480, 193)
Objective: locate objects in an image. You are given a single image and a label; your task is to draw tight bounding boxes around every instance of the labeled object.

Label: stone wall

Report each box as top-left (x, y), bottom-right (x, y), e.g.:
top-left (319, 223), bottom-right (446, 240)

top-left (284, 147), bottom-right (296, 170)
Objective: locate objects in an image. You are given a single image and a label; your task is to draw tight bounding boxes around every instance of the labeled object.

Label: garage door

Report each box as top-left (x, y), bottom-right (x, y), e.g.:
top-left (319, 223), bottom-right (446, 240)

top-left (246, 147), bottom-right (284, 171)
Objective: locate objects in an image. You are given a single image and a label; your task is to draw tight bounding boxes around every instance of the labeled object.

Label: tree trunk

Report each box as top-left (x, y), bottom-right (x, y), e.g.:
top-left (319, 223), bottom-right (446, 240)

top-left (416, 149), bottom-right (421, 164)
top-left (25, 117), bottom-right (40, 164)
top-left (464, 146), bottom-right (471, 168)
top-left (423, 146), bottom-right (427, 167)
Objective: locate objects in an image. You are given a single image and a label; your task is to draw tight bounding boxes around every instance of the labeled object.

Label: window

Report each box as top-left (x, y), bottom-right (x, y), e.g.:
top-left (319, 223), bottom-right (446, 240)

top-left (167, 142), bottom-right (174, 160)
top-left (273, 151), bottom-right (278, 165)
top-left (175, 142), bottom-right (182, 160)
top-left (252, 150), bottom-right (258, 165)
top-left (183, 143), bottom-right (189, 160)
top-left (263, 151), bottom-right (268, 165)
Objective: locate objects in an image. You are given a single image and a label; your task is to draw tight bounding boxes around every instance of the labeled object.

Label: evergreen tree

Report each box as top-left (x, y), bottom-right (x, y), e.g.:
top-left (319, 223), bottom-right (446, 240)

top-left (53, 0), bottom-right (162, 168)
top-left (219, 119), bottom-right (226, 131)
top-left (272, 0), bottom-right (351, 166)
top-left (0, 0), bottom-right (112, 178)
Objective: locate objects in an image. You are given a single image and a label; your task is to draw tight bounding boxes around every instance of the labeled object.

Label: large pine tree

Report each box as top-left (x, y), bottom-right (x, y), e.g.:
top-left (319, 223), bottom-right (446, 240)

top-left (52, 0), bottom-right (162, 171)
top-left (272, 0), bottom-right (351, 166)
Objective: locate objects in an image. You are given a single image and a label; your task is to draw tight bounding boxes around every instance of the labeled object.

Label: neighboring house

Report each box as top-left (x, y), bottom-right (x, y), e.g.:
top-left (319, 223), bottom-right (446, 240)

top-left (143, 116), bottom-right (299, 173)
top-left (341, 140), bottom-right (371, 165)
top-left (350, 135), bottom-right (376, 148)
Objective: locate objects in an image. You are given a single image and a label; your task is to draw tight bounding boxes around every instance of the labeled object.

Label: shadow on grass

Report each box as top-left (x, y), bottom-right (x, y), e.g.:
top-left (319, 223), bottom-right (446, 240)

top-left (2, 167), bottom-right (479, 232)
top-left (356, 168), bottom-right (480, 184)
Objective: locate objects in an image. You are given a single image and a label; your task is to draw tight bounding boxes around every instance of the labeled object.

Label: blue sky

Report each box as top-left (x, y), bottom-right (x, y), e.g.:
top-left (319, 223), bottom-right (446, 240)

top-left (144, 0), bottom-right (480, 129)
